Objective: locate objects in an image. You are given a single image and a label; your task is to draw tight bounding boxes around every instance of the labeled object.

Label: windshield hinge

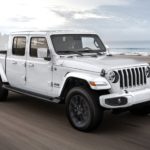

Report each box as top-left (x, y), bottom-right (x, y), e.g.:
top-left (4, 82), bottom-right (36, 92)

top-left (51, 66), bottom-right (53, 71)
top-left (24, 62), bottom-right (26, 68)
top-left (24, 76), bottom-right (27, 82)
top-left (51, 82), bottom-right (53, 87)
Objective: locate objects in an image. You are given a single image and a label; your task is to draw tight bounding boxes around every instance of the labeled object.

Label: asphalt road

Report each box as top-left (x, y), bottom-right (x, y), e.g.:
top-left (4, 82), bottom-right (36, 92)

top-left (0, 55), bottom-right (150, 150)
top-left (0, 92), bottom-right (150, 150)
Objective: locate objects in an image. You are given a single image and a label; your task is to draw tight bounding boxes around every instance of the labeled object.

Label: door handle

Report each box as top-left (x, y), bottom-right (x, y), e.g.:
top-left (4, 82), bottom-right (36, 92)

top-left (12, 61), bottom-right (17, 64)
top-left (28, 63), bottom-right (34, 67)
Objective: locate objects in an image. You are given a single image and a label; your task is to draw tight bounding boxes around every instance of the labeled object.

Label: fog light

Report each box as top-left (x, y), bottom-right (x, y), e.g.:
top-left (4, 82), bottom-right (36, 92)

top-left (105, 97), bottom-right (128, 106)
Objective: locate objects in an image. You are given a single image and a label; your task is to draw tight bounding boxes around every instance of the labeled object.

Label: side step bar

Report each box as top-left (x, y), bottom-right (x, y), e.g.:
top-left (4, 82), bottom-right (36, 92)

top-left (3, 85), bottom-right (60, 103)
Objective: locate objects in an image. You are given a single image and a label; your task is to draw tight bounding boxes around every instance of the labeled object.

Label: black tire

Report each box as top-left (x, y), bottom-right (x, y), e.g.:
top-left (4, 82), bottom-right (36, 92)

top-left (130, 104), bottom-right (150, 116)
top-left (0, 80), bottom-right (8, 101)
top-left (66, 87), bottom-right (103, 132)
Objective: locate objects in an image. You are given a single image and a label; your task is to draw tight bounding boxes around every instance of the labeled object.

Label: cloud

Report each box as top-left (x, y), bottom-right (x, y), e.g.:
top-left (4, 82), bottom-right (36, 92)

top-left (47, 0), bottom-right (131, 10)
top-left (0, 0), bottom-right (149, 41)
top-left (73, 12), bottom-right (113, 20)
top-left (0, 0), bottom-right (67, 32)
top-left (51, 7), bottom-right (113, 21)
top-left (10, 16), bottom-right (35, 23)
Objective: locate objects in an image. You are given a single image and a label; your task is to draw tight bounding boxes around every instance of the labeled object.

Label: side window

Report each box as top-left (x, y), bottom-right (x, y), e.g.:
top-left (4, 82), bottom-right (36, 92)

top-left (12, 37), bottom-right (26, 56)
top-left (30, 37), bottom-right (48, 57)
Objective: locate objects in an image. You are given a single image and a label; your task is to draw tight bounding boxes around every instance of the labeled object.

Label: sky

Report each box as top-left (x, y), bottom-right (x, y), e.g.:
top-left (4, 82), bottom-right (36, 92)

top-left (0, 0), bottom-right (150, 41)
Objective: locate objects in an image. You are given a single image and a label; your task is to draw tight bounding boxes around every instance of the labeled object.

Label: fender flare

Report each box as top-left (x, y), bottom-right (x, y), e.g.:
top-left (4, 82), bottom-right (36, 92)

top-left (0, 63), bottom-right (8, 82)
top-left (59, 72), bottom-right (111, 96)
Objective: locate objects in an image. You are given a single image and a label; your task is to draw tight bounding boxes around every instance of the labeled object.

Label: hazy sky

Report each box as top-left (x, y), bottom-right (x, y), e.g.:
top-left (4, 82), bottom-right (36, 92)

top-left (0, 0), bottom-right (150, 41)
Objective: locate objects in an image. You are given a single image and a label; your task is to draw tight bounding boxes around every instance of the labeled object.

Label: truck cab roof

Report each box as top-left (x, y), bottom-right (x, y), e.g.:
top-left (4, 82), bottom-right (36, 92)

top-left (11, 30), bottom-right (97, 36)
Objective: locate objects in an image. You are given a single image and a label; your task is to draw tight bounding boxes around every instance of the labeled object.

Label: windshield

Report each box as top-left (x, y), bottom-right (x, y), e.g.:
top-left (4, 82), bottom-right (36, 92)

top-left (51, 34), bottom-right (106, 55)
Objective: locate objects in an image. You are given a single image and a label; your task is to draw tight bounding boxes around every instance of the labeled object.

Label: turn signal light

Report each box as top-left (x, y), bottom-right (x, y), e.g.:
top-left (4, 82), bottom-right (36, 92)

top-left (89, 81), bottom-right (97, 86)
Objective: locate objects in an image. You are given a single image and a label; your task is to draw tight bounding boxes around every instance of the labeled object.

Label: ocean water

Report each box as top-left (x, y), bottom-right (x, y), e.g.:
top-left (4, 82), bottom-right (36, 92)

top-left (107, 41), bottom-right (150, 55)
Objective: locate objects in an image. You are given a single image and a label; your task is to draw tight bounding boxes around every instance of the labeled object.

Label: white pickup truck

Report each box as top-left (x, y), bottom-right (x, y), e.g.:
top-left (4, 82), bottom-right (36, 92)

top-left (0, 30), bottom-right (150, 132)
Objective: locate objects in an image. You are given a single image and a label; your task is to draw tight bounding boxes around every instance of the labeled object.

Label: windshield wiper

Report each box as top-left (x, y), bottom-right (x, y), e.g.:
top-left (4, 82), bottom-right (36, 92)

top-left (77, 49), bottom-right (105, 55)
top-left (57, 50), bottom-right (83, 56)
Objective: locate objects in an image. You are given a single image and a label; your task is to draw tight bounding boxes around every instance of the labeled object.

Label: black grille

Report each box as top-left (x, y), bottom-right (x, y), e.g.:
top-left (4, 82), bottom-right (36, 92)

top-left (118, 67), bottom-right (147, 89)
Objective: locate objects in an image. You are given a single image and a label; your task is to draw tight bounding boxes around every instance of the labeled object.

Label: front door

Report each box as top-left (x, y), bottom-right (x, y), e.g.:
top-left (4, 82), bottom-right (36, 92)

top-left (26, 37), bottom-right (52, 96)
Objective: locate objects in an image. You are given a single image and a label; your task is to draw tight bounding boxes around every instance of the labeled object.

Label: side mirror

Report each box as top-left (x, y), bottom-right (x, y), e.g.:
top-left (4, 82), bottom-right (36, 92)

top-left (37, 48), bottom-right (51, 61)
top-left (105, 45), bottom-right (112, 56)
top-left (105, 45), bottom-right (110, 51)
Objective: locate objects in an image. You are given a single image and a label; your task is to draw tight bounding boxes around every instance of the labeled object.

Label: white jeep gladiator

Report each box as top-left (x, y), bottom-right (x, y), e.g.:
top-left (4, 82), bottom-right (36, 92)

top-left (0, 30), bottom-right (150, 131)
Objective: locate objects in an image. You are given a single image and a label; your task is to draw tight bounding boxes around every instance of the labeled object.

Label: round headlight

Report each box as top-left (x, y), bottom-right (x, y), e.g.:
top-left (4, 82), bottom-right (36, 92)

top-left (108, 71), bottom-right (119, 83)
top-left (146, 66), bottom-right (150, 78)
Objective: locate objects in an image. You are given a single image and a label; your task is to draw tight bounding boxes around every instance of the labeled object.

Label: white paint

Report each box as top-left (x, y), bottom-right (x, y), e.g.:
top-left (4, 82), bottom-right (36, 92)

top-left (100, 88), bottom-right (150, 109)
top-left (0, 30), bottom-right (149, 109)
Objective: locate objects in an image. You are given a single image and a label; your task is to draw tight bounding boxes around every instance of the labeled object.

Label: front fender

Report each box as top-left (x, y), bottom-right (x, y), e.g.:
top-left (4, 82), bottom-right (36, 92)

top-left (59, 72), bottom-right (111, 96)
top-left (0, 63), bottom-right (7, 82)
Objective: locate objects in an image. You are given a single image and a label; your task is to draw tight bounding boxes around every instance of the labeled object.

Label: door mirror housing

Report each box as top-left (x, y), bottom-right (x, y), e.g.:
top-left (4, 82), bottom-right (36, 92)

top-left (37, 48), bottom-right (48, 58)
top-left (37, 48), bottom-right (51, 60)
top-left (105, 45), bottom-right (110, 51)
top-left (105, 45), bottom-right (112, 56)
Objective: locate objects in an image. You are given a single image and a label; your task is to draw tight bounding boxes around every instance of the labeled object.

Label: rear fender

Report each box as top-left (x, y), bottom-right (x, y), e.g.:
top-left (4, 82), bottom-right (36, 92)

top-left (0, 63), bottom-right (8, 82)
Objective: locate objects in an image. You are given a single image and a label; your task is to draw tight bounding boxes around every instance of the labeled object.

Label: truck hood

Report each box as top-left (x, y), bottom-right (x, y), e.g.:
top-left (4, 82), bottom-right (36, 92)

top-left (57, 55), bottom-right (148, 73)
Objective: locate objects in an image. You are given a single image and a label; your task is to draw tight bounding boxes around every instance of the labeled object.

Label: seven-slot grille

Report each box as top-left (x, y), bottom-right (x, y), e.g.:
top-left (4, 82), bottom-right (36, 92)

top-left (118, 66), bottom-right (147, 89)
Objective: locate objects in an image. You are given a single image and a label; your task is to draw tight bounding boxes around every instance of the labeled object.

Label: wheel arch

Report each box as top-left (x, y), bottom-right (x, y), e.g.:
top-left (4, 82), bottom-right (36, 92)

top-left (59, 72), bottom-right (111, 102)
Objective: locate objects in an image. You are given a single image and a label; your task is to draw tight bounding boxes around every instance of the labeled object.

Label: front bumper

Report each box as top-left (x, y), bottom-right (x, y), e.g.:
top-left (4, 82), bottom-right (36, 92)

top-left (99, 88), bottom-right (150, 109)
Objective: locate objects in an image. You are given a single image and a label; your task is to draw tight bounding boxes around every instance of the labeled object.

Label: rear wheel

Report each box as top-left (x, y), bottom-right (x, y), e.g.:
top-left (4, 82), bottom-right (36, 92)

top-left (0, 80), bottom-right (8, 101)
top-left (66, 87), bottom-right (103, 132)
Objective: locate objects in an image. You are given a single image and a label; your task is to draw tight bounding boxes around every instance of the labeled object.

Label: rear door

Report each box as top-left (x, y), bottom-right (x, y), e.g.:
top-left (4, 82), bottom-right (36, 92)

top-left (26, 36), bottom-right (53, 96)
top-left (6, 36), bottom-right (27, 89)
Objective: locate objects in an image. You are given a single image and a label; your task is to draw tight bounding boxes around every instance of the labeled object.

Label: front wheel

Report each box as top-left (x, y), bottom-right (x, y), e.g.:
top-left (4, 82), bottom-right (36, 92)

top-left (66, 87), bottom-right (103, 132)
